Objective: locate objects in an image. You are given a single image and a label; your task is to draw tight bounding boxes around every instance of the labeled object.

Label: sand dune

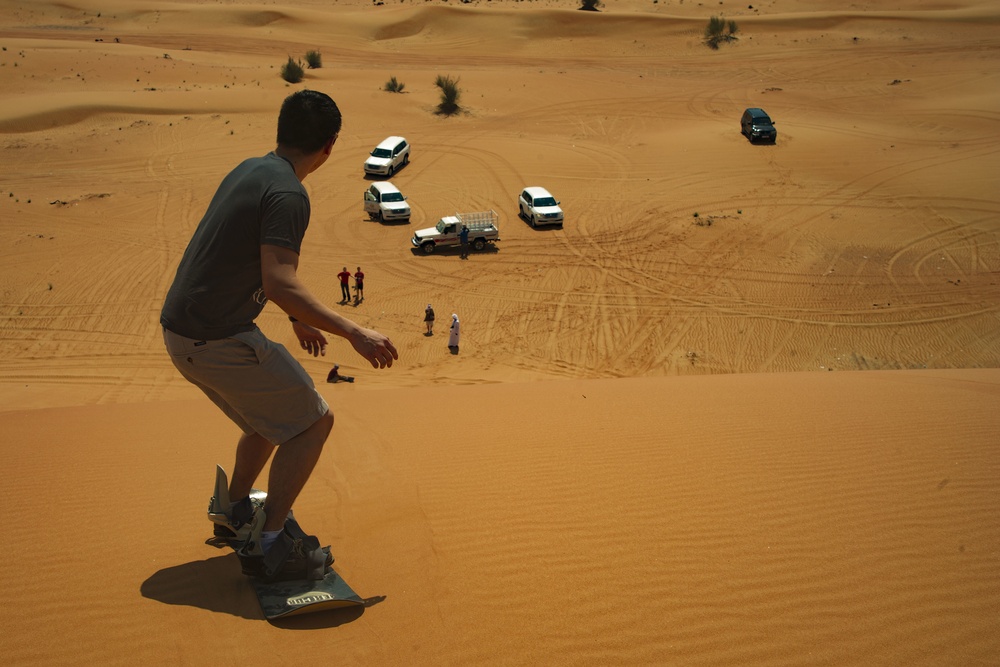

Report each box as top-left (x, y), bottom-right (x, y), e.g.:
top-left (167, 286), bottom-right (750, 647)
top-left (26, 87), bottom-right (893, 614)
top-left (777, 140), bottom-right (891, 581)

top-left (5, 370), bottom-right (1000, 664)
top-left (1, 0), bottom-right (999, 663)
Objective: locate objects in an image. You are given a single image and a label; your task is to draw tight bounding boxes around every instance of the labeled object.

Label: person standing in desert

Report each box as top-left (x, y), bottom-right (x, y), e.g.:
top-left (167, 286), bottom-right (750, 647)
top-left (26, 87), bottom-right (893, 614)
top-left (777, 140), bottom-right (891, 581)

top-left (459, 225), bottom-right (470, 260)
top-left (448, 312), bottom-right (461, 350)
top-left (424, 303), bottom-right (435, 335)
top-left (337, 266), bottom-right (352, 303)
top-left (353, 266), bottom-right (365, 303)
top-left (160, 89), bottom-right (398, 581)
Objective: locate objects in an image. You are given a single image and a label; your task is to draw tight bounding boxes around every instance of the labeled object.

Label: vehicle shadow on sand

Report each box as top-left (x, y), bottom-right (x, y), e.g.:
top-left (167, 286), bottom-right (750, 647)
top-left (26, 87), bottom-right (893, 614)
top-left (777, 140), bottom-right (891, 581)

top-left (409, 244), bottom-right (499, 258)
top-left (516, 211), bottom-right (564, 231)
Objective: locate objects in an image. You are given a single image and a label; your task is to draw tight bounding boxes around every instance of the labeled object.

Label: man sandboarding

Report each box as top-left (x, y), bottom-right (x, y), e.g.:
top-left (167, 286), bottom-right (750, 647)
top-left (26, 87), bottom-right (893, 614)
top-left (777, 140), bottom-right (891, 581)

top-left (161, 90), bottom-right (397, 616)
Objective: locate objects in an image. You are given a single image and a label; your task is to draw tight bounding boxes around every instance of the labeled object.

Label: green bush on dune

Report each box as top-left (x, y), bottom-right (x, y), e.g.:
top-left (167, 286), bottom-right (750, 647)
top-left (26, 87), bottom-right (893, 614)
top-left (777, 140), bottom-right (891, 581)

top-left (705, 16), bottom-right (739, 49)
top-left (304, 50), bottom-right (322, 69)
top-left (384, 76), bottom-right (405, 93)
top-left (281, 57), bottom-right (304, 83)
top-left (434, 74), bottom-right (461, 116)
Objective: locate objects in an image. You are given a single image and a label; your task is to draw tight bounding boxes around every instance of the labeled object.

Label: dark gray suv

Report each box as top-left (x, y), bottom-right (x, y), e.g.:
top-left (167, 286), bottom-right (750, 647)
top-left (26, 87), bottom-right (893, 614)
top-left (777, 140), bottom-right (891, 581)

top-left (741, 108), bottom-right (776, 144)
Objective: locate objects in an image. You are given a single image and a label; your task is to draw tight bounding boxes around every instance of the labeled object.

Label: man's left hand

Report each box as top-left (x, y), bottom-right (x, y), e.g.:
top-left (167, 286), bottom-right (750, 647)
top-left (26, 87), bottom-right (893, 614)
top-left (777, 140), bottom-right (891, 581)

top-left (292, 320), bottom-right (328, 357)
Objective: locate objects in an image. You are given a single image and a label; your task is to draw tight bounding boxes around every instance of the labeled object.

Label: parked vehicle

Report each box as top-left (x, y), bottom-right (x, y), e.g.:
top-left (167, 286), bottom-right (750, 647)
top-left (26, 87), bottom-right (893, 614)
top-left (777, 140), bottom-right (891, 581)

top-left (364, 136), bottom-right (410, 176)
top-left (741, 108), bottom-right (776, 143)
top-left (411, 210), bottom-right (499, 254)
top-left (364, 181), bottom-right (410, 223)
top-left (518, 186), bottom-right (563, 227)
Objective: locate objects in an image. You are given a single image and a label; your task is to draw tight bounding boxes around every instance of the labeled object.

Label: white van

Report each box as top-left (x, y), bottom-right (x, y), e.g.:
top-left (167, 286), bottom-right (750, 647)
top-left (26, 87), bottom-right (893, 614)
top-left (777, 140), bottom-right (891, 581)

top-left (364, 136), bottom-right (410, 176)
top-left (364, 181), bottom-right (410, 223)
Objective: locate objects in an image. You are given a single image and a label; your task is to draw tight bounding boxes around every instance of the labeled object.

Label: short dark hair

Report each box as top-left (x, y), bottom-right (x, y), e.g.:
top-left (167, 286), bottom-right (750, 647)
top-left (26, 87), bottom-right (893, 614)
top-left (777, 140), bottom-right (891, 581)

top-left (276, 90), bottom-right (342, 152)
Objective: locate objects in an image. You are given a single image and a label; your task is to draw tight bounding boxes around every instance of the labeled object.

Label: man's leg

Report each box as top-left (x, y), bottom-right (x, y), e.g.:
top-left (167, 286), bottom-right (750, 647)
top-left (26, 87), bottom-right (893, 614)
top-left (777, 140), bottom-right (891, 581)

top-left (262, 410), bottom-right (335, 532)
top-left (229, 431), bottom-right (274, 501)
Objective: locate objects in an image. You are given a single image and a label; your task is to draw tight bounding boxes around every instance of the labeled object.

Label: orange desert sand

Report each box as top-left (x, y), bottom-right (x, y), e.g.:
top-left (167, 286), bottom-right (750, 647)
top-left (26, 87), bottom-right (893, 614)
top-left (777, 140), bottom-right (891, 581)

top-left (2, 0), bottom-right (999, 664)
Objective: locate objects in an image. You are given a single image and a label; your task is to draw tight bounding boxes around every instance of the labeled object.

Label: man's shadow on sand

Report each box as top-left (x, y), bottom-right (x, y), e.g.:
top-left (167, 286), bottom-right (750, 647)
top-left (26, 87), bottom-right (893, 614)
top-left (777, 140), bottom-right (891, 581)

top-left (140, 552), bottom-right (384, 629)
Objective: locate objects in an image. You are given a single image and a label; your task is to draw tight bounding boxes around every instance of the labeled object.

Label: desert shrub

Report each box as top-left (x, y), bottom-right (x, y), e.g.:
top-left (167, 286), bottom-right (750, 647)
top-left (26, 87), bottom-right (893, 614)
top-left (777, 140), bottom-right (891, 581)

top-left (281, 57), bottom-right (304, 83)
top-left (304, 50), bottom-right (322, 69)
top-left (434, 74), bottom-right (461, 116)
top-left (384, 76), bottom-right (405, 93)
top-left (579, 0), bottom-right (603, 10)
top-left (704, 16), bottom-right (738, 49)
top-left (705, 17), bottom-right (725, 47)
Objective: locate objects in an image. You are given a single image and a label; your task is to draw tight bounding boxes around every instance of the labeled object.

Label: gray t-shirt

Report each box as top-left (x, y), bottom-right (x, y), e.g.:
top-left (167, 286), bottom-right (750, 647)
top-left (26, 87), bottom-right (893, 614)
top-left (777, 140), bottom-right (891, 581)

top-left (161, 152), bottom-right (309, 340)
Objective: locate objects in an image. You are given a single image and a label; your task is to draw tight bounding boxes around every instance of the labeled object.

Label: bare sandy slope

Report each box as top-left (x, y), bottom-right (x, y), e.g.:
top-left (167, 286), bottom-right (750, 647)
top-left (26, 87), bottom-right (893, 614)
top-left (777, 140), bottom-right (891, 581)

top-left (1, 0), bottom-right (999, 663)
top-left (4, 370), bottom-right (1000, 664)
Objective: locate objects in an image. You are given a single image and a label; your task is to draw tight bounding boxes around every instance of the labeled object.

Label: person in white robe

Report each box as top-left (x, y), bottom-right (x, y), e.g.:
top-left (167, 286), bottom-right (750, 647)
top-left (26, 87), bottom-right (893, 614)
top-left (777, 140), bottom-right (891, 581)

top-left (448, 313), bottom-right (460, 349)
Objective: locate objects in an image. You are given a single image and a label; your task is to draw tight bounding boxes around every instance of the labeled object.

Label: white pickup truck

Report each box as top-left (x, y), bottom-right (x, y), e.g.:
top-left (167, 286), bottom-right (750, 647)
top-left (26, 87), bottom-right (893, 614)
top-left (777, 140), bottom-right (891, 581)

top-left (411, 210), bottom-right (499, 254)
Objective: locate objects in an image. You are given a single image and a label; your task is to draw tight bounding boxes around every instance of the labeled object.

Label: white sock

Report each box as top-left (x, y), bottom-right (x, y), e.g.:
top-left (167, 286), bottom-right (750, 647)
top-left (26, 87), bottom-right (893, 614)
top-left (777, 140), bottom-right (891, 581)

top-left (261, 529), bottom-right (282, 553)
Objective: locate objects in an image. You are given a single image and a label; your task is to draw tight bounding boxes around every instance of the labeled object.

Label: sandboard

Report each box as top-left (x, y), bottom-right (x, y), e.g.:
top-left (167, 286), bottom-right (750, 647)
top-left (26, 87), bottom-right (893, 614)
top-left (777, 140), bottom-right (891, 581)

top-left (251, 568), bottom-right (364, 620)
top-left (208, 465), bottom-right (364, 620)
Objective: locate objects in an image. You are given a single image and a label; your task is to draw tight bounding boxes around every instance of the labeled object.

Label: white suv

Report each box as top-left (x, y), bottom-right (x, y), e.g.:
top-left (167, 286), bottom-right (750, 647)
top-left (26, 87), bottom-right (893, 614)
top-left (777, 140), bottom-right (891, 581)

top-left (364, 136), bottom-right (410, 176)
top-left (364, 181), bottom-right (411, 223)
top-left (518, 186), bottom-right (563, 227)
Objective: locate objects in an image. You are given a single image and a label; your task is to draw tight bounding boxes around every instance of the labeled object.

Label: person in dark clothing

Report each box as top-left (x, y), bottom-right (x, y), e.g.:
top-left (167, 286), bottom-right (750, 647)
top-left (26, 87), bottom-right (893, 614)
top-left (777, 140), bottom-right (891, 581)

top-left (326, 364), bottom-right (354, 383)
top-left (424, 304), bottom-right (435, 335)
top-left (459, 225), bottom-right (470, 259)
top-left (161, 90), bottom-right (397, 581)
top-left (353, 266), bottom-right (365, 302)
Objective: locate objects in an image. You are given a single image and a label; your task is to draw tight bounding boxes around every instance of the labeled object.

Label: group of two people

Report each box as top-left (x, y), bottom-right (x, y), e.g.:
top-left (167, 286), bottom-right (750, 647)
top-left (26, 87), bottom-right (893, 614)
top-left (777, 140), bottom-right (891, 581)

top-left (337, 266), bottom-right (364, 303)
top-left (423, 304), bottom-right (460, 349)
top-left (329, 306), bottom-right (460, 385)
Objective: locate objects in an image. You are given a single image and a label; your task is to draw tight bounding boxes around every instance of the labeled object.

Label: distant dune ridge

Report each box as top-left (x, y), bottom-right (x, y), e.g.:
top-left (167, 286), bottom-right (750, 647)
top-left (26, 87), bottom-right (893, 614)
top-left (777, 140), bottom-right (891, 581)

top-left (1, 0), bottom-right (999, 664)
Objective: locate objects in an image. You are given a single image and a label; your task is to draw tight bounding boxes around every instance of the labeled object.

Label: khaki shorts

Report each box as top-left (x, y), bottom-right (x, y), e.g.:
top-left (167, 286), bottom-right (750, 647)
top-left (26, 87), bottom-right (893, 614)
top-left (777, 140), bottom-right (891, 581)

top-left (163, 327), bottom-right (329, 445)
